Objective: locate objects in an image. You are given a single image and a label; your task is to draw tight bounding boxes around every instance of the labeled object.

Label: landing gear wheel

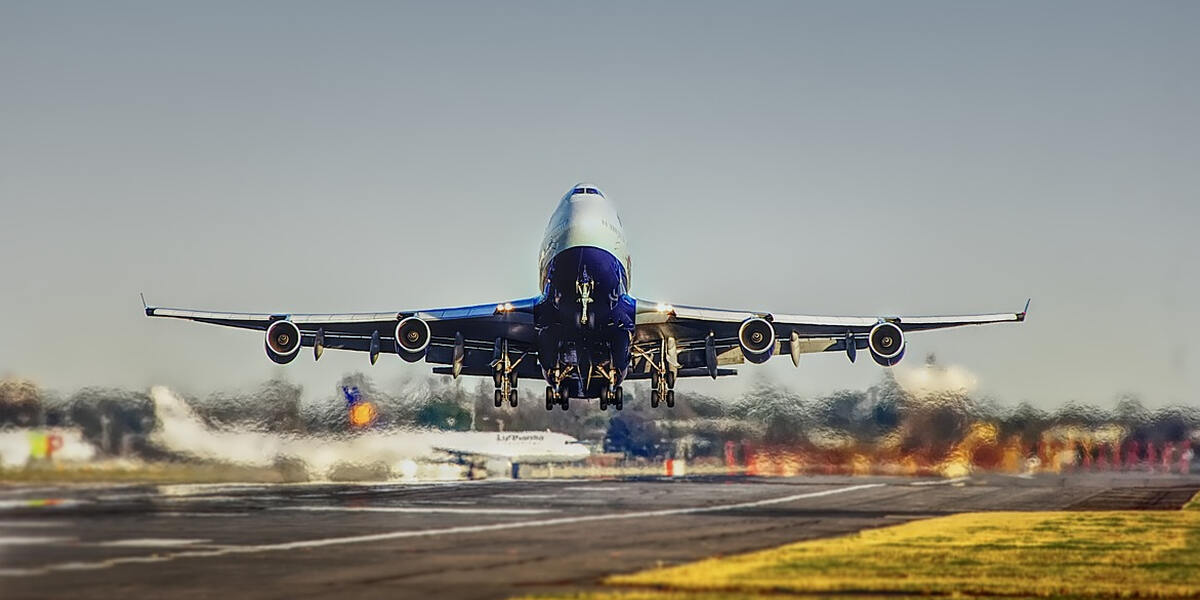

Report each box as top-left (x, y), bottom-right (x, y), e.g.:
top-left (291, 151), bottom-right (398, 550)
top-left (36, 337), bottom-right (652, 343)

top-left (651, 371), bottom-right (661, 389)
top-left (666, 370), bottom-right (677, 389)
top-left (509, 371), bottom-right (519, 388)
top-left (614, 386), bottom-right (624, 410)
top-left (666, 390), bottom-right (676, 408)
top-left (493, 371), bottom-right (504, 388)
top-left (545, 386), bottom-right (555, 411)
top-left (494, 389), bottom-right (503, 408)
top-left (508, 389), bottom-right (518, 407)
top-left (651, 389), bottom-right (661, 408)
top-left (559, 396), bottom-right (570, 410)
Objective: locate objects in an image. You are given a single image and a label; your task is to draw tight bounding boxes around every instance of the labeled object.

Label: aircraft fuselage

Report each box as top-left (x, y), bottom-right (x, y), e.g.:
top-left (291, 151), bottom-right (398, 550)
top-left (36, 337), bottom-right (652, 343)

top-left (535, 185), bottom-right (635, 398)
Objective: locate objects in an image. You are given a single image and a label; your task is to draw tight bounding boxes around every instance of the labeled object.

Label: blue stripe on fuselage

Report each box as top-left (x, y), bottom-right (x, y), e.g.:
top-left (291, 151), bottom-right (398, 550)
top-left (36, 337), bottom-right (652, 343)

top-left (543, 246), bottom-right (627, 325)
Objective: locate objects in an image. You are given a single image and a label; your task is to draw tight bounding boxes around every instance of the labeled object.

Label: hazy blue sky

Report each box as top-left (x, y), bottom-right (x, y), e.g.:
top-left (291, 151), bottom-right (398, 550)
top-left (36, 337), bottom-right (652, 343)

top-left (1, 1), bottom-right (1197, 408)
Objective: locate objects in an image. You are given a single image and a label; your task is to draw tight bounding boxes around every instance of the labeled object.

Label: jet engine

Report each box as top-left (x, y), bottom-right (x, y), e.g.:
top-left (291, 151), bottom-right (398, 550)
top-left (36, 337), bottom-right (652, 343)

top-left (868, 321), bottom-right (906, 367)
top-left (264, 320), bottom-right (302, 364)
top-left (738, 317), bottom-right (776, 364)
top-left (394, 316), bottom-right (431, 362)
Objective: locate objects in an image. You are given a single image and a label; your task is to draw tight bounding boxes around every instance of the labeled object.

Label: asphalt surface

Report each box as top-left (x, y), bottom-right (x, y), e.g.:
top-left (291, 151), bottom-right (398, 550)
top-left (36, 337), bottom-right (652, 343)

top-left (1, 472), bottom-right (1197, 599)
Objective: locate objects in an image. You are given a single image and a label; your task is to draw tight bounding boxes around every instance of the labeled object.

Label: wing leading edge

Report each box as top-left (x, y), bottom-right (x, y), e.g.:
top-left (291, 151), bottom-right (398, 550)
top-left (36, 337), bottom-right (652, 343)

top-left (631, 297), bottom-right (1027, 374)
top-left (143, 296), bottom-right (543, 374)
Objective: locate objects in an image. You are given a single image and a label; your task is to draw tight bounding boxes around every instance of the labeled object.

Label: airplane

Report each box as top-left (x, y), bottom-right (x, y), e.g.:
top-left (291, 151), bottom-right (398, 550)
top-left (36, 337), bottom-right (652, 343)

top-left (148, 386), bottom-right (590, 478)
top-left (145, 183), bottom-right (1027, 411)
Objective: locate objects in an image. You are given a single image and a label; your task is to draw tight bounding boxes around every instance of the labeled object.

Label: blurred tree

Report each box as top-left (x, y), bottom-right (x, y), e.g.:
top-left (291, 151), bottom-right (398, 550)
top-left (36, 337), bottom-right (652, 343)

top-left (0, 378), bottom-right (43, 427)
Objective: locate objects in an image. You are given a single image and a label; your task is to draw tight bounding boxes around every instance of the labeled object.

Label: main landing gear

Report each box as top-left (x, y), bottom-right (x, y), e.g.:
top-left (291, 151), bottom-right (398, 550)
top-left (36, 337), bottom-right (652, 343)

top-left (544, 384), bottom-right (570, 411)
top-left (493, 369), bottom-right (518, 408)
top-left (492, 339), bottom-right (522, 408)
top-left (599, 385), bottom-right (624, 411)
top-left (650, 368), bottom-right (676, 408)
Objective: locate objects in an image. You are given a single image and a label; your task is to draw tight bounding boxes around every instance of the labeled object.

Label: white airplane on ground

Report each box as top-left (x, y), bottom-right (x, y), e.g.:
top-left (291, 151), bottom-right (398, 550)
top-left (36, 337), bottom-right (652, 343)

top-left (149, 387), bottom-right (589, 477)
top-left (147, 184), bottom-right (1026, 411)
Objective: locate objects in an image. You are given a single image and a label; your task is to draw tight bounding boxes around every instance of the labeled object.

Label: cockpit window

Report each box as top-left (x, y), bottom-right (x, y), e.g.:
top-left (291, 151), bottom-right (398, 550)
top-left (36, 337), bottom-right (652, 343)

top-left (573, 188), bottom-right (585, 195)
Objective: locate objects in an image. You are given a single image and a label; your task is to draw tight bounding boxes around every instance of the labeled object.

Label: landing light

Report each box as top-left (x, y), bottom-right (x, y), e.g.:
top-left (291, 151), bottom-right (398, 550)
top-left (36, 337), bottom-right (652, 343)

top-left (496, 302), bottom-right (515, 313)
top-left (656, 303), bottom-right (674, 313)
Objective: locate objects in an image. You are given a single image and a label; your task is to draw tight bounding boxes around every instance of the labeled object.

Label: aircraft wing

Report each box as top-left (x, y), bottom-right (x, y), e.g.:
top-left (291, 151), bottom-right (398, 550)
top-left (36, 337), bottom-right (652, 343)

top-left (144, 296), bottom-right (542, 371)
top-left (631, 298), bottom-right (1028, 374)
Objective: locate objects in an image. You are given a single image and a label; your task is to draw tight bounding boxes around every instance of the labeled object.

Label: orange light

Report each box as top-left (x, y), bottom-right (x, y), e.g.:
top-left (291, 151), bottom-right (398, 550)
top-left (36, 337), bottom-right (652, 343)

top-left (349, 402), bottom-right (378, 428)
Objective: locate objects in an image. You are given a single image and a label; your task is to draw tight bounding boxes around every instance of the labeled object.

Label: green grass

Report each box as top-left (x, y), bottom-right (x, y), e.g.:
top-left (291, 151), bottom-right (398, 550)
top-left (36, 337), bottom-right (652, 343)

top-left (518, 499), bottom-right (1200, 600)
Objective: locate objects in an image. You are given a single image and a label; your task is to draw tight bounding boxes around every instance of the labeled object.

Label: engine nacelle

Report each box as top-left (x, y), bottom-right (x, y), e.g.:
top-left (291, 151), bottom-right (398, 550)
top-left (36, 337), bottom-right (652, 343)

top-left (868, 321), bottom-right (906, 367)
top-left (264, 320), bottom-right (302, 364)
top-left (394, 316), bottom-right (431, 362)
top-left (738, 317), bottom-right (776, 364)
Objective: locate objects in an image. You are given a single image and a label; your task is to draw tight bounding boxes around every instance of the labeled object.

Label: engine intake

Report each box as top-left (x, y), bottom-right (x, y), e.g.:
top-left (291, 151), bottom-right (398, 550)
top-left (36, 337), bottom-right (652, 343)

top-left (868, 322), bottom-right (906, 367)
top-left (265, 320), bottom-right (302, 364)
top-left (395, 316), bottom-right (431, 362)
top-left (738, 317), bottom-right (776, 364)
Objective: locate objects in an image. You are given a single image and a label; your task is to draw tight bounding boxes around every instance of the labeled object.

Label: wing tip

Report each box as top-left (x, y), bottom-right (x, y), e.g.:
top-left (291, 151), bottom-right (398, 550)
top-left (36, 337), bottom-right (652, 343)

top-left (1017, 298), bottom-right (1031, 322)
top-left (141, 293), bottom-right (156, 317)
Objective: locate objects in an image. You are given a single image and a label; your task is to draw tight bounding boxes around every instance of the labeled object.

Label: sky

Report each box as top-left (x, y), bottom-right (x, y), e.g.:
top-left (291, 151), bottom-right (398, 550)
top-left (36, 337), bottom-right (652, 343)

top-left (1, 1), bottom-right (1197, 409)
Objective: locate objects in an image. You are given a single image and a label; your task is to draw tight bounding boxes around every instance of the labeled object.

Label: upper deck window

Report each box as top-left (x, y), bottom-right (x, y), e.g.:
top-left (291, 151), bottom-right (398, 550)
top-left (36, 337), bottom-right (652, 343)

top-left (570, 187), bottom-right (604, 198)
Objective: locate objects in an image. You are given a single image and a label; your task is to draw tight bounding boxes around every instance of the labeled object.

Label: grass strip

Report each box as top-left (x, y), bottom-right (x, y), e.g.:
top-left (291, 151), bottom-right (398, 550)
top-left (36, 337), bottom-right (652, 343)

top-left (519, 507), bottom-right (1200, 599)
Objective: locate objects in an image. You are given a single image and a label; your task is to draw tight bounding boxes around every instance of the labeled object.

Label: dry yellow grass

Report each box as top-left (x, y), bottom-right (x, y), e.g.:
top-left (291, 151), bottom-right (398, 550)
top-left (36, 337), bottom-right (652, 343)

top-left (518, 501), bottom-right (1200, 600)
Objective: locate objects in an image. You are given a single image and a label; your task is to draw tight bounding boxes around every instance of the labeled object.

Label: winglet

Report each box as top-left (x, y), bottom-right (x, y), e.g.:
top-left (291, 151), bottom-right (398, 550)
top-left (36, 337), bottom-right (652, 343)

top-left (1017, 298), bottom-right (1031, 322)
top-left (141, 293), bottom-right (154, 317)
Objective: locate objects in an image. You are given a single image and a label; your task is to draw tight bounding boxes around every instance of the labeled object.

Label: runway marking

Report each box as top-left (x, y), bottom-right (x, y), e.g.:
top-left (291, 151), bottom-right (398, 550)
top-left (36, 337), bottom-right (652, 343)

top-left (563, 486), bottom-right (623, 492)
top-left (0, 483), bottom-right (883, 578)
top-left (0, 536), bottom-right (75, 546)
top-left (272, 506), bottom-right (555, 515)
top-left (99, 538), bottom-right (211, 548)
top-left (156, 512), bottom-right (251, 518)
top-left (911, 477), bottom-right (972, 486)
top-left (0, 520), bottom-right (70, 528)
top-left (0, 499), bottom-right (88, 510)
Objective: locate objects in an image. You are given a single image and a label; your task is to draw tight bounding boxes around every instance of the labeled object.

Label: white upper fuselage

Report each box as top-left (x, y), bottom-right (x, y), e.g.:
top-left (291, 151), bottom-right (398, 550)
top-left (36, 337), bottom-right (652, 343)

top-left (538, 184), bottom-right (631, 289)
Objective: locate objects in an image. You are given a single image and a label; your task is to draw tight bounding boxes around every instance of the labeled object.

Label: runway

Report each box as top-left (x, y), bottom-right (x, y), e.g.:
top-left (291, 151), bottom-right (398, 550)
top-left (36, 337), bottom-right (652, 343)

top-left (1, 473), bottom-right (1197, 599)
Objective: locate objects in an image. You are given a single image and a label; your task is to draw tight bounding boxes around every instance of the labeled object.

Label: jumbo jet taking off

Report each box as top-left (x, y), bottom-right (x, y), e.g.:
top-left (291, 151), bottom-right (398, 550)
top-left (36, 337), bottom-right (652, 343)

top-left (146, 184), bottom-right (1027, 411)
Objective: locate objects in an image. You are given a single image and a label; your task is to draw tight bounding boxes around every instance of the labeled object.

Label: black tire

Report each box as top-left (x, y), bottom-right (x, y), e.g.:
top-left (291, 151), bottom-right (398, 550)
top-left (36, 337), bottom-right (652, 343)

top-left (651, 389), bottom-right (660, 408)
top-left (666, 390), bottom-right (676, 408)
top-left (615, 396), bottom-right (623, 410)
top-left (494, 389), bottom-right (503, 408)
top-left (509, 371), bottom-right (519, 388)
top-left (666, 370), bottom-right (677, 389)
top-left (560, 396), bottom-right (569, 410)
top-left (493, 372), bottom-right (503, 388)
top-left (651, 371), bottom-right (661, 389)
top-left (599, 397), bottom-right (608, 411)
top-left (545, 386), bottom-right (555, 410)
top-left (508, 389), bottom-right (518, 407)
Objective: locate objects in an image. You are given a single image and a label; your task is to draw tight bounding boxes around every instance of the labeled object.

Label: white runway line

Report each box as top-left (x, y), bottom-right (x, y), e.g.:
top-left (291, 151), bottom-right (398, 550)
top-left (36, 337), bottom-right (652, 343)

top-left (0, 536), bottom-right (75, 546)
top-left (272, 506), bottom-right (555, 515)
top-left (911, 477), bottom-right (972, 486)
top-left (155, 512), bottom-right (251, 518)
top-left (98, 539), bottom-right (211, 548)
top-left (0, 520), bottom-right (70, 528)
top-left (0, 499), bottom-right (88, 510)
top-left (0, 483), bottom-right (884, 578)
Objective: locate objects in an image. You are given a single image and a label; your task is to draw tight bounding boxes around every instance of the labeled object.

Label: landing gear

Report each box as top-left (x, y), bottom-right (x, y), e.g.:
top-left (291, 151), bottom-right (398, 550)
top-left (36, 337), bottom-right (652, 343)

top-left (651, 369), bottom-right (676, 409)
top-left (544, 385), bottom-right (570, 411)
top-left (491, 338), bottom-right (525, 408)
top-left (599, 386), bottom-right (624, 411)
top-left (645, 340), bottom-right (678, 409)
